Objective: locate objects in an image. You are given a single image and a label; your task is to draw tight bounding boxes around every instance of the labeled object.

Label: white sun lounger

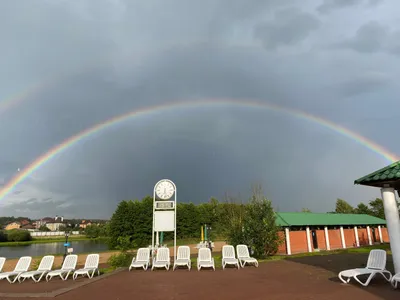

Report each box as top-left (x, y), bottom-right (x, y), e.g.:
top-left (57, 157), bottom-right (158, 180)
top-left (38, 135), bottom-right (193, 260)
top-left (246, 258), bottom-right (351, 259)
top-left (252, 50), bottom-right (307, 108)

top-left (236, 245), bottom-right (259, 268)
top-left (73, 254), bottom-right (100, 280)
top-left (222, 245), bottom-right (240, 269)
top-left (152, 247), bottom-right (171, 271)
top-left (18, 255), bottom-right (54, 283)
top-left (46, 254), bottom-right (78, 281)
top-left (129, 248), bottom-right (150, 271)
top-left (173, 246), bottom-right (191, 271)
top-left (0, 257), bottom-right (6, 272)
top-left (197, 248), bottom-right (215, 271)
top-left (0, 256), bottom-right (32, 283)
top-left (338, 249), bottom-right (392, 286)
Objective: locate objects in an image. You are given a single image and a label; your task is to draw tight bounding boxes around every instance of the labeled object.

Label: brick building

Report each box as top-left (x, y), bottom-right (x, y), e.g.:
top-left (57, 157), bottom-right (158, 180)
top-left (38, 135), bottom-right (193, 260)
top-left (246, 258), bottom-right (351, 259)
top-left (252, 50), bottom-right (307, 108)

top-left (275, 212), bottom-right (388, 255)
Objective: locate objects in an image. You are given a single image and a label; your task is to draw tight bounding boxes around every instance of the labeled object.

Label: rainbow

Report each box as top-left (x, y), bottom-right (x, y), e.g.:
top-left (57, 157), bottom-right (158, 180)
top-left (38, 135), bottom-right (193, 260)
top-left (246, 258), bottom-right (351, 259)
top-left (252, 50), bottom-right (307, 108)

top-left (0, 82), bottom-right (47, 115)
top-left (0, 98), bottom-right (398, 201)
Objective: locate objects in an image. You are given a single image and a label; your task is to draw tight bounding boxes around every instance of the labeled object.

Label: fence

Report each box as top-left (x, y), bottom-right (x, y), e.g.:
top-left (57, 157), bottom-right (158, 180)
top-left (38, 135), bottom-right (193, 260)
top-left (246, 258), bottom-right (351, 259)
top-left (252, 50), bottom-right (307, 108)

top-left (30, 231), bottom-right (81, 237)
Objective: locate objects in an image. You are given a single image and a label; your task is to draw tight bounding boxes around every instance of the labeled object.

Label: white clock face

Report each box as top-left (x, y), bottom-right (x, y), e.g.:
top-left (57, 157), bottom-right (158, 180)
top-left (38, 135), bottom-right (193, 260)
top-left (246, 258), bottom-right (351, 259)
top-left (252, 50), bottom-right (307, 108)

top-left (155, 180), bottom-right (175, 200)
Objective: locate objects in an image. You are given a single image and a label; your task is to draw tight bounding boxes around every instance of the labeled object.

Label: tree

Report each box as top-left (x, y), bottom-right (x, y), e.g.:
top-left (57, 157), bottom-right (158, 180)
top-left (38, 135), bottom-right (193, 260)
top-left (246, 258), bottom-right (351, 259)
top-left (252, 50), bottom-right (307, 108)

top-left (39, 225), bottom-right (50, 232)
top-left (223, 193), bottom-right (247, 247)
top-left (369, 198), bottom-right (386, 219)
top-left (85, 224), bottom-right (107, 238)
top-left (301, 208), bottom-right (311, 213)
top-left (335, 199), bottom-right (354, 214)
top-left (243, 184), bottom-right (283, 258)
top-left (354, 203), bottom-right (373, 215)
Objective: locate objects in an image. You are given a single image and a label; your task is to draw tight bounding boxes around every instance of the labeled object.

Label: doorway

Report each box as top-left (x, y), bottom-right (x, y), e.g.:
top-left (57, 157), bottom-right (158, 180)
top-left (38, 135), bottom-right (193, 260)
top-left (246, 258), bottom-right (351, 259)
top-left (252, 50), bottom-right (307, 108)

top-left (311, 230), bottom-right (318, 249)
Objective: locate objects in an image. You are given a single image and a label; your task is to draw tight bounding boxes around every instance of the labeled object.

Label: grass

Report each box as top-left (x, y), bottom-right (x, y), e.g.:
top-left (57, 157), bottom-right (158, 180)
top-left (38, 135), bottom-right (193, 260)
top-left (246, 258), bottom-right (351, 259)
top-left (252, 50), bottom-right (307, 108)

top-left (257, 243), bottom-right (391, 263)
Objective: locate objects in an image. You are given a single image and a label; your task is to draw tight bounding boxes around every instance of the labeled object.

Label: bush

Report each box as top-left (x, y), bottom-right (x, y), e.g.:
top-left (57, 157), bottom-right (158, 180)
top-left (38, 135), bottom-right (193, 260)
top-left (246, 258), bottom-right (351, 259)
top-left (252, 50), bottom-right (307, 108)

top-left (107, 252), bottom-right (134, 268)
top-left (6, 229), bottom-right (32, 242)
top-left (0, 231), bottom-right (7, 242)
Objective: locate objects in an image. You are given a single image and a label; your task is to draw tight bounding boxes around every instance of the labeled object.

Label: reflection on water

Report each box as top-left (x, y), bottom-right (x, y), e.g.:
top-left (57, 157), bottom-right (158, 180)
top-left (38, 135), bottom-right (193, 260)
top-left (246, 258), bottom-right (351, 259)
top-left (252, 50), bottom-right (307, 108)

top-left (0, 240), bottom-right (109, 259)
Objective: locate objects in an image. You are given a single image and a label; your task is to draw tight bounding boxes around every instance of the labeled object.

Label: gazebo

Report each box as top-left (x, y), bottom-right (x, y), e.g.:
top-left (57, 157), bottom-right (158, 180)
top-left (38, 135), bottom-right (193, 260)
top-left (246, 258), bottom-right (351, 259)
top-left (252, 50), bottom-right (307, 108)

top-left (355, 161), bottom-right (400, 273)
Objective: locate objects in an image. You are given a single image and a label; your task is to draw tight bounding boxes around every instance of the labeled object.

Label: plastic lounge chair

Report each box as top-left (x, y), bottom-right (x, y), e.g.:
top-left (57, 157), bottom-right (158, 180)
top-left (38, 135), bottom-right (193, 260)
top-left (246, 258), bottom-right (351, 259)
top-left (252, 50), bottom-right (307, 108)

top-left (236, 245), bottom-right (259, 268)
top-left (18, 255), bottom-right (54, 283)
top-left (46, 254), bottom-right (78, 281)
top-left (338, 249), bottom-right (392, 286)
top-left (0, 257), bottom-right (6, 273)
top-left (0, 256), bottom-right (32, 283)
top-left (222, 245), bottom-right (240, 270)
top-left (73, 254), bottom-right (100, 280)
top-left (173, 246), bottom-right (191, 271)
top-left (152, 247), bottom-right (170, 271)
top-left (129, 248), bottom-right (150, 271)
top-left (197, 248), bottom-right (215, 271)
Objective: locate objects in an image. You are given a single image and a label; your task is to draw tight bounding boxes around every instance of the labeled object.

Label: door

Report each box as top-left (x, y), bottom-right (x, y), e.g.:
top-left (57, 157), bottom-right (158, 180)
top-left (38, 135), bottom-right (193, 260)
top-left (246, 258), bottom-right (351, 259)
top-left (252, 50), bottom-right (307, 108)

top-left (311, 230), bottom-right (318, 249)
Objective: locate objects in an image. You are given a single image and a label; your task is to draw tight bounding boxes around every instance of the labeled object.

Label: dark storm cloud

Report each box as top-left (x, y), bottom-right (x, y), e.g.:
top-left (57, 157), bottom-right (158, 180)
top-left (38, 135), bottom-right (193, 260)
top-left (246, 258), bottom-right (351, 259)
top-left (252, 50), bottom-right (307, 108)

top-left (0, 0), bottom-right (398, 218)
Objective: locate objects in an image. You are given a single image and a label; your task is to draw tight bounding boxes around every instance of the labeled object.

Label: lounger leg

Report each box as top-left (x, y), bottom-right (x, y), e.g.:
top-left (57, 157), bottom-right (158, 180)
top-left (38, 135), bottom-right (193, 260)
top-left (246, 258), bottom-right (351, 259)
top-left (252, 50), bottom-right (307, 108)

top-left (338, 272), bottom-right (352, 284)
top-left (36, 273), bottom-right (45, 283)
top-left (391, 279), bottom-right (398, 289)
top-left (381, 271), bottom-right (392, 281)
top-left (354, 273), bottom-right (376, 287)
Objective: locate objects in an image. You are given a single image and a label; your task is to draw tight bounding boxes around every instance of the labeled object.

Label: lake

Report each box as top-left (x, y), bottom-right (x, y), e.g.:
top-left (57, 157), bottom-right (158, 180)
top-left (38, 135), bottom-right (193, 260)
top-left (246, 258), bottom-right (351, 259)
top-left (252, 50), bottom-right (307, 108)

top-left (0, 239), bottom-right (109, 259)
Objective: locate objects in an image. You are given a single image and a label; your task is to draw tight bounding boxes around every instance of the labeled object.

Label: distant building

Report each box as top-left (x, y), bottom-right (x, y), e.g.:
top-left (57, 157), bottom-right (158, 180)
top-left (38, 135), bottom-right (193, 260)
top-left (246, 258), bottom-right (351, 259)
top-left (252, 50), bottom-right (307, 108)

top-left (5, 221), bottom-right (21, 230)
top-left (35, 217), bottom-right (54, 229)
top-left (21, 224), bottom-right (36, 231)
top-left (43, 215), bottom-right (66, 231)
top-left (79, 220), bottom-right (92, 229)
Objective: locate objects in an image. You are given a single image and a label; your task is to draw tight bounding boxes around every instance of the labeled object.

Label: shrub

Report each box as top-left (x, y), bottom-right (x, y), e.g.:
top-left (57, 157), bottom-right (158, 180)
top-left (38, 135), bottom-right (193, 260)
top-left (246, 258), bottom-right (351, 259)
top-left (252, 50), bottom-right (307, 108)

top-left (107, 252), bottom-right (134, 268)
top-left (6, 229), bottom-right (32, 242)
top-left (0, 231), bottom-right (7, 242)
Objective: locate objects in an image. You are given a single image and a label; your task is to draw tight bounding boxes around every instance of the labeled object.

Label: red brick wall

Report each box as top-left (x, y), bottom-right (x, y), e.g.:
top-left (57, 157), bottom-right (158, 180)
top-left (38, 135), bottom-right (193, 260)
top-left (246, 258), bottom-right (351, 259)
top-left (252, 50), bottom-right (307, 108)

top-left (343, 228), bottom-right (356, 248)
top-left (277, 231), bottom-right (287, 254)
top-left (289, 231), bottom-right (309, 254)
top-left (315, 230), bottom-right (327, 250)
top-left (358, 228), bottom-right (369, 246)
top-left (381, 227), bottom-right (389, 242)
top-left (328, 229), bottom-right (342, 249)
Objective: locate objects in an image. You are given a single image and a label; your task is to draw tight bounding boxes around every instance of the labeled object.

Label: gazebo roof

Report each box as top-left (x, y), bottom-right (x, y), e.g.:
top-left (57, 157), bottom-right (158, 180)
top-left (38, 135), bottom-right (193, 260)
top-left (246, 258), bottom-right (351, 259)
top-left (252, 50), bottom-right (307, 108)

top-left (354, 161), bottom-right (400, 188)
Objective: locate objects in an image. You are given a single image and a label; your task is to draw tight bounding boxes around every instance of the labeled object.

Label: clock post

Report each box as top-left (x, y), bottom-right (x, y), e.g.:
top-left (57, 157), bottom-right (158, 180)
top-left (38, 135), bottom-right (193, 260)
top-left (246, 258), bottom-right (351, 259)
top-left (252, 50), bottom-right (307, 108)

top-left (152, 179), bottom-right (177, 263)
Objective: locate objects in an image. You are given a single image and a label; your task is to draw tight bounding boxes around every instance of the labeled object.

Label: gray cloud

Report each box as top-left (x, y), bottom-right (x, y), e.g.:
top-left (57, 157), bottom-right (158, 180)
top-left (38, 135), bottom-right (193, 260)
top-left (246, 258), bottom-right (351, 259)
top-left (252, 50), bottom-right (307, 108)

top-left (317, 0), bottom-right (382, 14)
top-left (0, 0), bottom-right (398, 219)
top-left (254, 8), bottom-right (320, 49)
top-left (336, 21), bottom-right (388, 53)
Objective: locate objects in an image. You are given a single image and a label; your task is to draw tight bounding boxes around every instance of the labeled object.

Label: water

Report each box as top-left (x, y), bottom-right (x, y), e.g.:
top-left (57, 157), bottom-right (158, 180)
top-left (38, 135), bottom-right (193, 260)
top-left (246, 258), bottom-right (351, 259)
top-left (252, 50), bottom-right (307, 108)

top-left (0, 240), bottom-right (109, 259)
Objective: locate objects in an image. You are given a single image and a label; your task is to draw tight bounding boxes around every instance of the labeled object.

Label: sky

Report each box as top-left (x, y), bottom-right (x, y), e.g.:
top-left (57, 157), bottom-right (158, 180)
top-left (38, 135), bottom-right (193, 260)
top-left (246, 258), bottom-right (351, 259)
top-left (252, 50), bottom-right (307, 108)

top-left (0, 0), bottom-right (399, 219)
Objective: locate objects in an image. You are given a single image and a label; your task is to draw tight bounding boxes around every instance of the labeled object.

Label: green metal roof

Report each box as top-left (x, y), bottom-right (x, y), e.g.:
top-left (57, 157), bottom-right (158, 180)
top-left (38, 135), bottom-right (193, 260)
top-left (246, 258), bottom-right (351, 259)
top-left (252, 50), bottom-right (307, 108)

top-left (275, 212), bottom-right (386, 227)
top-left (354, 161), bottom-right (400, 187)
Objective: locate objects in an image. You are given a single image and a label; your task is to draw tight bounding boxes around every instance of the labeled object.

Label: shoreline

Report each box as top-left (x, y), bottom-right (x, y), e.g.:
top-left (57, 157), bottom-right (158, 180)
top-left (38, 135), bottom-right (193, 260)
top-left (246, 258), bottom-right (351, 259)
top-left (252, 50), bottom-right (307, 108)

top-left (0, 236), bottom-right (106, 247)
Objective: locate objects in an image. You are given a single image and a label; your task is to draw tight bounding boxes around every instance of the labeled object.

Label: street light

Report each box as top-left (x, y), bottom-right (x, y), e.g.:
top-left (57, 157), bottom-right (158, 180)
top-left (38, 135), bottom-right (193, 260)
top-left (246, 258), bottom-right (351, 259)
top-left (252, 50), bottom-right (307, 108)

top-left (206, 225), bottom-right (212, 252)
top-left (62, 231), bottom-right (70, 264)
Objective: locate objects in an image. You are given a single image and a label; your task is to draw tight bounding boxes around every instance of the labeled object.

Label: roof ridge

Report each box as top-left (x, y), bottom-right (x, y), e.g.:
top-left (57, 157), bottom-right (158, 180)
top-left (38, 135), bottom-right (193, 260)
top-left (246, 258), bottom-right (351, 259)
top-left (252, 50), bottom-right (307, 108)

top-left (355, 161), bottom-right (400, 184)
top-left (274, 212), bottom-right (290, 226)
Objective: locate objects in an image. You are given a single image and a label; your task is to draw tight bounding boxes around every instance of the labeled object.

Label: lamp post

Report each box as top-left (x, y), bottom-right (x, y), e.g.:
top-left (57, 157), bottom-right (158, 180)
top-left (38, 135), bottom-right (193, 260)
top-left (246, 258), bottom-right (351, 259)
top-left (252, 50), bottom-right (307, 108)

top-left (62, 231), bottom-right (70, 264)
top-left (206, 225), bottom-right (212, 251)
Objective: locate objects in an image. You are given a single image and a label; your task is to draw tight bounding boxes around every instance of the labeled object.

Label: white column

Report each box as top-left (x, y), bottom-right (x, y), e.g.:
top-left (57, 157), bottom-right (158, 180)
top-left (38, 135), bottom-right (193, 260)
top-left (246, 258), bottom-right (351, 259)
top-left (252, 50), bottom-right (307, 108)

top-left (285, 227), bottom-right (291, 255)
top-left (306, 227), bottom-right (312, 252)
top-left (340, 226), bottom-right (346, 249)
top-left (366, 226), bottom-right (372, 245)
top-left (382, 187), bottom-right (400, 274)
top-left (378, 225), bottom-right (383, 243)
top-left (155, 231), bottom-right (159, 246)
top-left (324, 226), bottom-right (330, 250)
top-left (354, 226), bottom-right (360, 247)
